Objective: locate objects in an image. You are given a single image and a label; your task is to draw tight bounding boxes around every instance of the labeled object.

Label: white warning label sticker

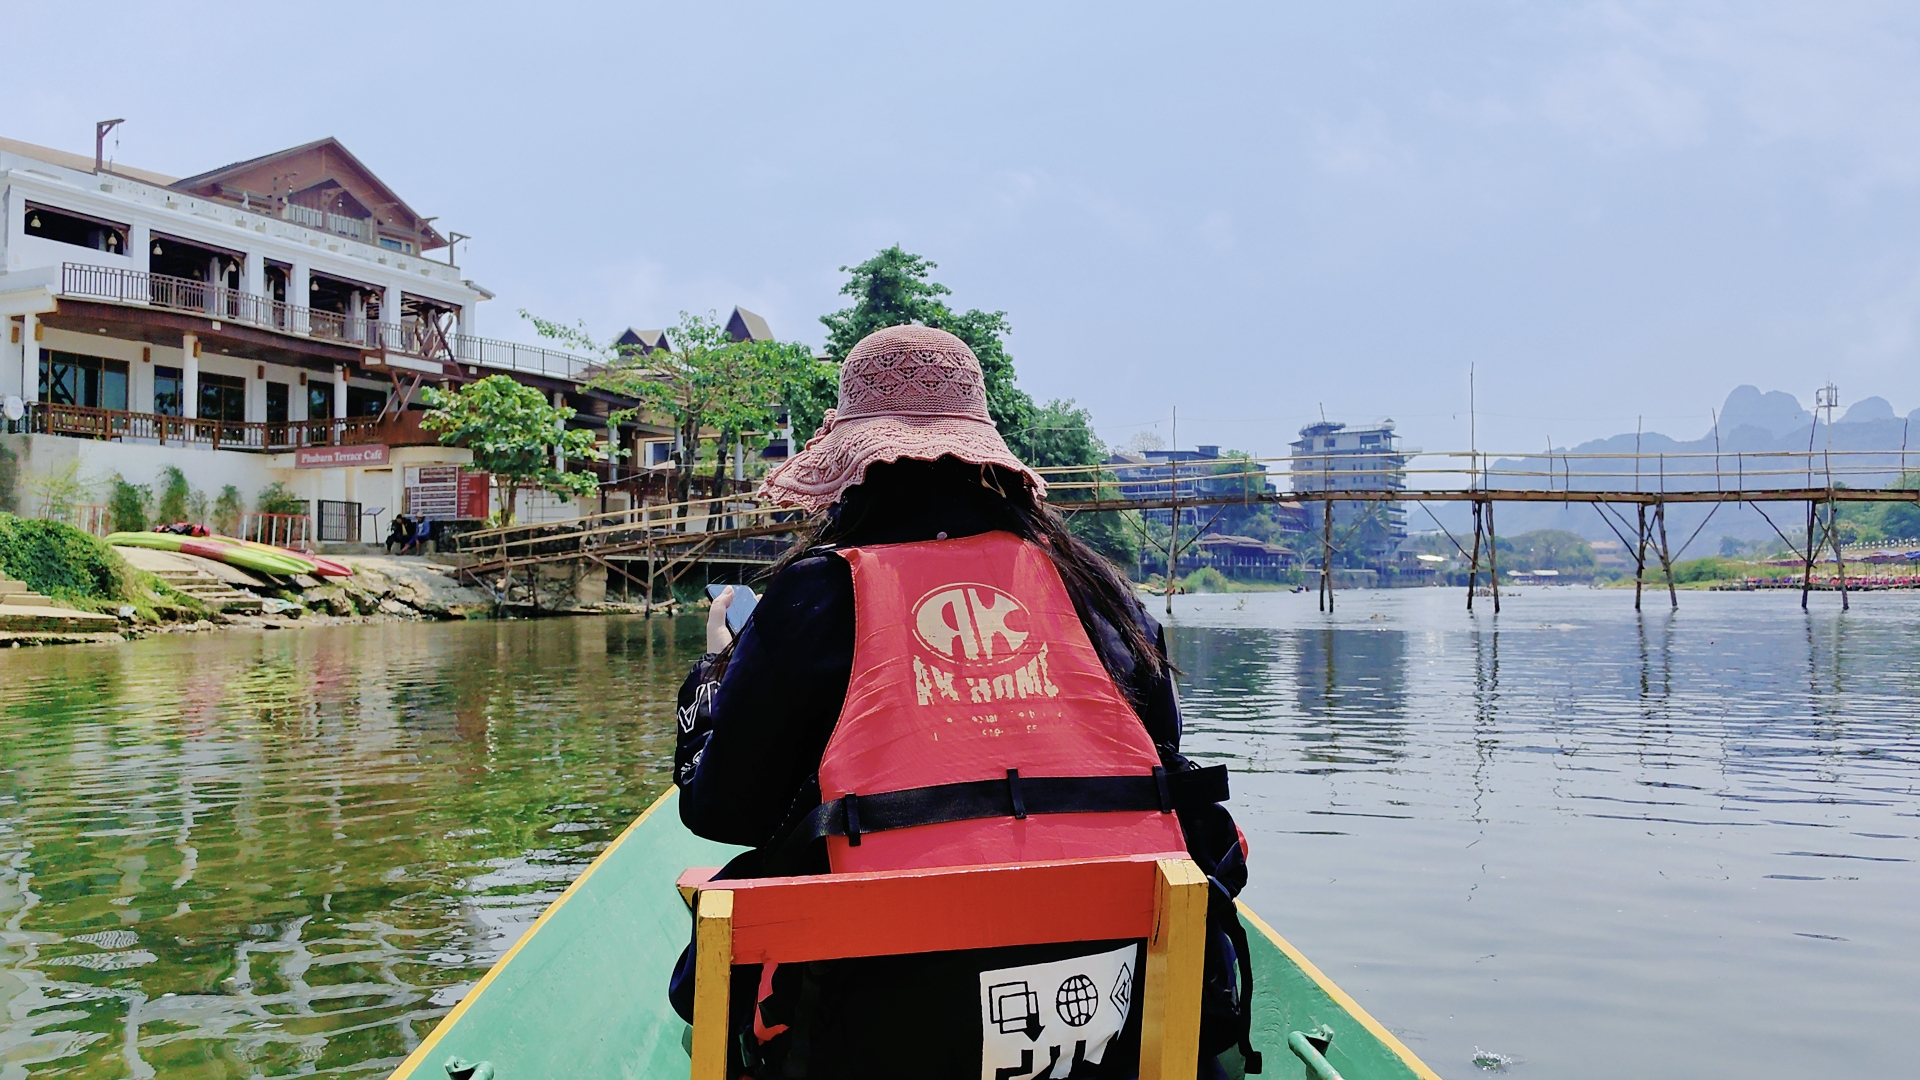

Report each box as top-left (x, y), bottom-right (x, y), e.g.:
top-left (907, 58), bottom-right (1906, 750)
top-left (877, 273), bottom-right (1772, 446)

top-left (978, 943), bottom-right (1136, 1080)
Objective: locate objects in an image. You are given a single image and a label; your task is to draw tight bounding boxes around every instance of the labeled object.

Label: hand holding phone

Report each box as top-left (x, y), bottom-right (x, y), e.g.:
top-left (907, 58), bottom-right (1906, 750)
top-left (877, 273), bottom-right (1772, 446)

top-left (705, 584), bottom-right (758, 651)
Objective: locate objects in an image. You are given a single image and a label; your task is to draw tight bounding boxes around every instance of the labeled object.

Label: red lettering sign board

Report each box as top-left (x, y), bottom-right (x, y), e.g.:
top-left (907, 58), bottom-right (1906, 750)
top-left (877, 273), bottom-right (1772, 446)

top-left (459, 471), bottom-right (491, 520)
top-left (296, 445), bottom-right (389, 469)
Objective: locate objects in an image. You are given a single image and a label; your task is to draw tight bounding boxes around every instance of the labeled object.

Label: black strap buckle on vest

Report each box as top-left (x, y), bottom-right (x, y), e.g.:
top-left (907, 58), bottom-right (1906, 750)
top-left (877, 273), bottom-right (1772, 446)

top-left (842, 793), bottom-right (861, 847)
top-left (775, 765), bottom-right (1230, 866)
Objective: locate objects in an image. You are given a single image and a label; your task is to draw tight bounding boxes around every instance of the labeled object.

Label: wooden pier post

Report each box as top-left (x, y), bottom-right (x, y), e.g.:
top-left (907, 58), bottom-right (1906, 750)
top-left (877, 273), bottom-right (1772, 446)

top-left (1831, 496), bottom-right (1850, 612)
top-left (1466, 500), bottom-right (1483, 611)
top-left (1319, 499), bottom-right (1334, 613)
top-left (1801, 500), bottom-right (1816, 611)
top-left (1633, 504), bottom-right (1649, 613)
top-left (645, 541), bottom-right (656, 618)
top-left (1655, 501), bottom-right (1678, 610)
top-left (1486, 498), bottom-right (1501, 615)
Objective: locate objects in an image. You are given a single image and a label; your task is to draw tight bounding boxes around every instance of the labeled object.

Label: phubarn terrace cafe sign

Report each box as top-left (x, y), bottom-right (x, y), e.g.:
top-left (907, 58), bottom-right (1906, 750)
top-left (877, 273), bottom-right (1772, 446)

top-left (295, 445), bottom-right (389, 468)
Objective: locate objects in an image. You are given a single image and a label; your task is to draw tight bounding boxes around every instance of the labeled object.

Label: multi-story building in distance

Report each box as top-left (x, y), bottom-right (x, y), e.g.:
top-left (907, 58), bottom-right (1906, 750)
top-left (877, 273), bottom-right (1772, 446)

top-left (1289, 420), bottom-right (1410, 567)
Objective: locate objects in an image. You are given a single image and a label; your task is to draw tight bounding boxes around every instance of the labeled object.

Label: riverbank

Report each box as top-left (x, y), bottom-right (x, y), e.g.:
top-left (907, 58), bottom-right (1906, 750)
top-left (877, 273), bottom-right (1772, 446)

top-left (0, 514), bottom-right (513, 645)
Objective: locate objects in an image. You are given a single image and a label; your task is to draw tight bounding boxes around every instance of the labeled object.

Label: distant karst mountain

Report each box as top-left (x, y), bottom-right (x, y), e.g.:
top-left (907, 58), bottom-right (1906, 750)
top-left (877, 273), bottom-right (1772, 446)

top-left (1422, 386), bottom-right (1920, 547)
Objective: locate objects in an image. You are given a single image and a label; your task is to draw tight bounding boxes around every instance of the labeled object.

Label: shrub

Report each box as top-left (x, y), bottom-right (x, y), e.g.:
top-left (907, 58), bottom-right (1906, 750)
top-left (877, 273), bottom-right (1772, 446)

top-left (155, 465), bottom-right (192, 525)
top-left (1672, 557), bottom-right (1739, 584)
top-left (213, 485), bottom-right (243, 535)
top-left (256, 482), bottom-right (306, 516)
top-left (1180, 567), bottom-right (1235, 593)
top-left (0, 513), bottom-right (131, 602)
top-left (106, 474), bottom-right (150, 533)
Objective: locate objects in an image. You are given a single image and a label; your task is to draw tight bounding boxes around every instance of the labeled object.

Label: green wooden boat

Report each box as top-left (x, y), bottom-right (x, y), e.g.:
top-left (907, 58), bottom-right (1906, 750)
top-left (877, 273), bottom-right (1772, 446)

top-left (388, 790), bottom-right (1442, 1080)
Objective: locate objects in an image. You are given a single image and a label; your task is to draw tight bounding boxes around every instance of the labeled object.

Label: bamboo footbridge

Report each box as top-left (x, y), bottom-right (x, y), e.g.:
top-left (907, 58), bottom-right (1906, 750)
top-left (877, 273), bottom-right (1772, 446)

top-left (449, 447), bottom-right (1920, 614)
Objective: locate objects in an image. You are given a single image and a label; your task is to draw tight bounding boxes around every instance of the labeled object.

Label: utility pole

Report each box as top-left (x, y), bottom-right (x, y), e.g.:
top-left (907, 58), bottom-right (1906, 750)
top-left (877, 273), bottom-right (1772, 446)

top-left (1166, 408), bottom-right (1178, 615)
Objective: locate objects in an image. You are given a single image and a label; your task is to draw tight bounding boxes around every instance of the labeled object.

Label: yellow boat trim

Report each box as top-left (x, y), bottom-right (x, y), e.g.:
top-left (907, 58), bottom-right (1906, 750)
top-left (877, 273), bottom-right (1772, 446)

top-left (1237, 900), bottom-right (1444, 1080)
top-left (387, 785), bottom-right (680, 1080)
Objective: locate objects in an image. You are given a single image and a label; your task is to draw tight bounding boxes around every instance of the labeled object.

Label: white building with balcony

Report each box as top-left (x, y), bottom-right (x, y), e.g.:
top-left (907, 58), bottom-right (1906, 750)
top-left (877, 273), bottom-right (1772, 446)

top-left (0, 134), bottom-right (652, 540)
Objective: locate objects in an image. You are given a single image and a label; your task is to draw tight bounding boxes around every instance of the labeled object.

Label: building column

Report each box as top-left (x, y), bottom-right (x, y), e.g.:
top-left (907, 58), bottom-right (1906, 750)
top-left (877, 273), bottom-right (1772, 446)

top-left (347, 289), bottom-right (365, 347)
top-left (128, 224), bottom-right (151, 276)
top-left (243, 251), bottom-right (264, 301)
top-left (288, 262), bottom-right (310, 333)
top-left (553, 390), bottom-right (566, 472)
top-left (19, 313), bottom-right (38, 403)
top-left (333, 365), bottom-right (348, 419)
top-left (382, 283), bottom-right (401, 351)
top-left (181, 333), bottom-right (199, 419)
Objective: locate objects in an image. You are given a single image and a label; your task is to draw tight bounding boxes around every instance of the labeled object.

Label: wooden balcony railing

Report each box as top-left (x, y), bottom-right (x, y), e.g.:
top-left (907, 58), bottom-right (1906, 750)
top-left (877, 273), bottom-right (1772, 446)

top-left (59, 263), bottom-right (598, 381)
top-left (24, 401), bottom-right (430, 452)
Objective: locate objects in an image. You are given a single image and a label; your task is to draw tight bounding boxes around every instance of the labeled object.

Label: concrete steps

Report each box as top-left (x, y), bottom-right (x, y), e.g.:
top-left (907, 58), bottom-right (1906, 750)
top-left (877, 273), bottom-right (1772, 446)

top-left (0, 577), bottom-right (120, 632)
top-left (0, 579), bottom-right (54, 607)
top-left (150, 569), bottom-right (265, 613)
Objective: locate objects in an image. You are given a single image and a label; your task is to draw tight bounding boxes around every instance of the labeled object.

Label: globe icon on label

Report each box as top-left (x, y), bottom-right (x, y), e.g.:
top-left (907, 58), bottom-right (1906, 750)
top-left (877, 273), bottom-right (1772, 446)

top-left (1055, 975), bottom-right (1100, 1027)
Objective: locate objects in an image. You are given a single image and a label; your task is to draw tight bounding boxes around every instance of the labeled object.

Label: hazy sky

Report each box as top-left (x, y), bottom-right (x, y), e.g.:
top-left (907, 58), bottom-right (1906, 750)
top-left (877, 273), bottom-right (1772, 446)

top-left (11, 2), bottom-right (1920, 458)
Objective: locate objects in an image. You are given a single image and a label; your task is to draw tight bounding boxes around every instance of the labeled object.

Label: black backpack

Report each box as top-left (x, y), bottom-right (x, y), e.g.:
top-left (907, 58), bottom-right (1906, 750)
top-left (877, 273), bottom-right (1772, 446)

top-left (1177, 791), bottom-right (1264, 1073)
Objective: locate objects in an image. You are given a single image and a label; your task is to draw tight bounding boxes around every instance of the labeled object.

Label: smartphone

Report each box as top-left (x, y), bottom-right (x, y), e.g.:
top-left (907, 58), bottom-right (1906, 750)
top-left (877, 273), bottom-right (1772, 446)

top-left (706, 584), bottom-right (758, 634)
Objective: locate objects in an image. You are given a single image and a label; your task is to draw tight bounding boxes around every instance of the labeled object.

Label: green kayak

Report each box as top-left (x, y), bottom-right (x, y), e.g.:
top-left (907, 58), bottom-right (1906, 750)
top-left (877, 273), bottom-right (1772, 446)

top-left (389, 790), bottom-right (1441, 1080)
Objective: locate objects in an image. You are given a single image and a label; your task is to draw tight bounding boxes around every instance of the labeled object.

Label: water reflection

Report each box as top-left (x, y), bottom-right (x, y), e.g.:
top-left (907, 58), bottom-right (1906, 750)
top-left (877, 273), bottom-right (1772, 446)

top-left (1167, 589), bottom-right (1920, 1079)
top-left (0, 616), bottom-right (700, 1077)
top-left (1291, 628), bottom-right (1408, 769)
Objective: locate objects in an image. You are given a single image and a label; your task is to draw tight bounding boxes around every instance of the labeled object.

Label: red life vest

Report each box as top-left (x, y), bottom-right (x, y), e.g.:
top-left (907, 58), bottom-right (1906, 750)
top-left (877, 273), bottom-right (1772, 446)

top-left (817, 531), bottom-right (1189, 872)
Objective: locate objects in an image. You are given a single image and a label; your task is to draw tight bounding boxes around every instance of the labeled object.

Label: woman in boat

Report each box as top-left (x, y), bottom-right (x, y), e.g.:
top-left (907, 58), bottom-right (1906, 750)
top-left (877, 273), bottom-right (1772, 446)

top-left (672, 325), bottom-right (1250, 1080)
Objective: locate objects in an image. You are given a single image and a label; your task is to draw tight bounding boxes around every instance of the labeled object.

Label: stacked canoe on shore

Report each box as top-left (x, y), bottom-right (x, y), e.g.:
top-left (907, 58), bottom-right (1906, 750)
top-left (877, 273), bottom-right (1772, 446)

top-left (106, 532), bottom-right (352, 579)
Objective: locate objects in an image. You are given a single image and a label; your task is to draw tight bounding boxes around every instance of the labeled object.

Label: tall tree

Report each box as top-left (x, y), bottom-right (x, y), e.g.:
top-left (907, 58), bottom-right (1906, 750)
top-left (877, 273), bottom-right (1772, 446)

top-left (420, 375), bottom-right (602, 524)
top-left (821, 246), bottom-right (1034, 438)
top-left (821, 248), bottom-right (1135, 567)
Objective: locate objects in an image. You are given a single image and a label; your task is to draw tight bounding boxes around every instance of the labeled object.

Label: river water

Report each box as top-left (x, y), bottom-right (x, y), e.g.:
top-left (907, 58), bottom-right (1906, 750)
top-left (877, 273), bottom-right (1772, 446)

top-left (1, 590), bottom-right (1915, 1077)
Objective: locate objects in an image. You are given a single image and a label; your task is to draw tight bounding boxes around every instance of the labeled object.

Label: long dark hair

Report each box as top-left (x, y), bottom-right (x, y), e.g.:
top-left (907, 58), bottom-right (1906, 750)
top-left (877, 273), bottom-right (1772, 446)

top-left (765, 456), bottom-right (1164, 689)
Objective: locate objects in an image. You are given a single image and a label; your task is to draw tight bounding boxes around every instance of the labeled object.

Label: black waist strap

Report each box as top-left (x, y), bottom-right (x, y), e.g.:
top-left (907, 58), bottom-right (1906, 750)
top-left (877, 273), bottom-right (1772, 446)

top-left (778, 765), bottom-right (1229, 859)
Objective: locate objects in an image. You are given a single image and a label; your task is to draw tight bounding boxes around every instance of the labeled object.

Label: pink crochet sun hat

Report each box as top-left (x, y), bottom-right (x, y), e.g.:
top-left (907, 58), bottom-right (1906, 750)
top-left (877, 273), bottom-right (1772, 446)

top-left (760, 325), bottom-right (1046, 513)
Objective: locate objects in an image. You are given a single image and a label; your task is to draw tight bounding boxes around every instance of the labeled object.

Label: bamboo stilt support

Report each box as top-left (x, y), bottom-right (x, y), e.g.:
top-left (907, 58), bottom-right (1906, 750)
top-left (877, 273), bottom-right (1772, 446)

top-left (1466, 500), bottom-right (1483, 612)
top-left (1633, 504), bottom-right (1649, 613)
top-left (1831, 497), bottom-right (1849, 611)
top-left (1487, 498), bottom-right (1501, 615)
top-left (1320, 499), bottom-right (1334, 612)
top-left (1656, 501), bottom-right (1678, 610)
top-left (1802, 500), bottom-right (1816, 611)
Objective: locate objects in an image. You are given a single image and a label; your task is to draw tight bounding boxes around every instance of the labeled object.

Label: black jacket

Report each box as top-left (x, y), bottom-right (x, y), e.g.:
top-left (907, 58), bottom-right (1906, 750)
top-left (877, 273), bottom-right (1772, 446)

top-left (669, 498), bottom-right (1220, 1080)
top-left (674, 501), bottom-right (1185, 859)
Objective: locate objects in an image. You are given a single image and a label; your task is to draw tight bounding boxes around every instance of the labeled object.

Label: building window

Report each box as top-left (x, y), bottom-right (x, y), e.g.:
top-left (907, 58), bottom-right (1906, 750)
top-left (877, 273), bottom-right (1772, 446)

top-left (377, 237), bottom-right (415, 254)
top-left (155, 366), bottom-right (183, 416)
top-left (40, 352), bottom-right (129, 410)
top-left (25, 203), bottom-right (128, 255)
top-left (199, 372), bottom-right (247, 424)
top-left (266, 381), bottom-right (289, 425)
top-left (307, 381), bottom-right (335, 421)
top-left (346, 386), bottom-right (387, 417)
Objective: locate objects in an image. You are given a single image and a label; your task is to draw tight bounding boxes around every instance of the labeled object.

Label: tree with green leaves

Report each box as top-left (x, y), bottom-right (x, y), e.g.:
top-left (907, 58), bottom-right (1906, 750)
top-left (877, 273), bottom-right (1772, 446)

top-left (420, 375), bottom-right (603, 524)
top-left (821, 248), bottom-right (1136, 566)
top-left (530, 309), bottom-right (830, 507)
top-left (822, 247), bottom-right (1033, 438)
